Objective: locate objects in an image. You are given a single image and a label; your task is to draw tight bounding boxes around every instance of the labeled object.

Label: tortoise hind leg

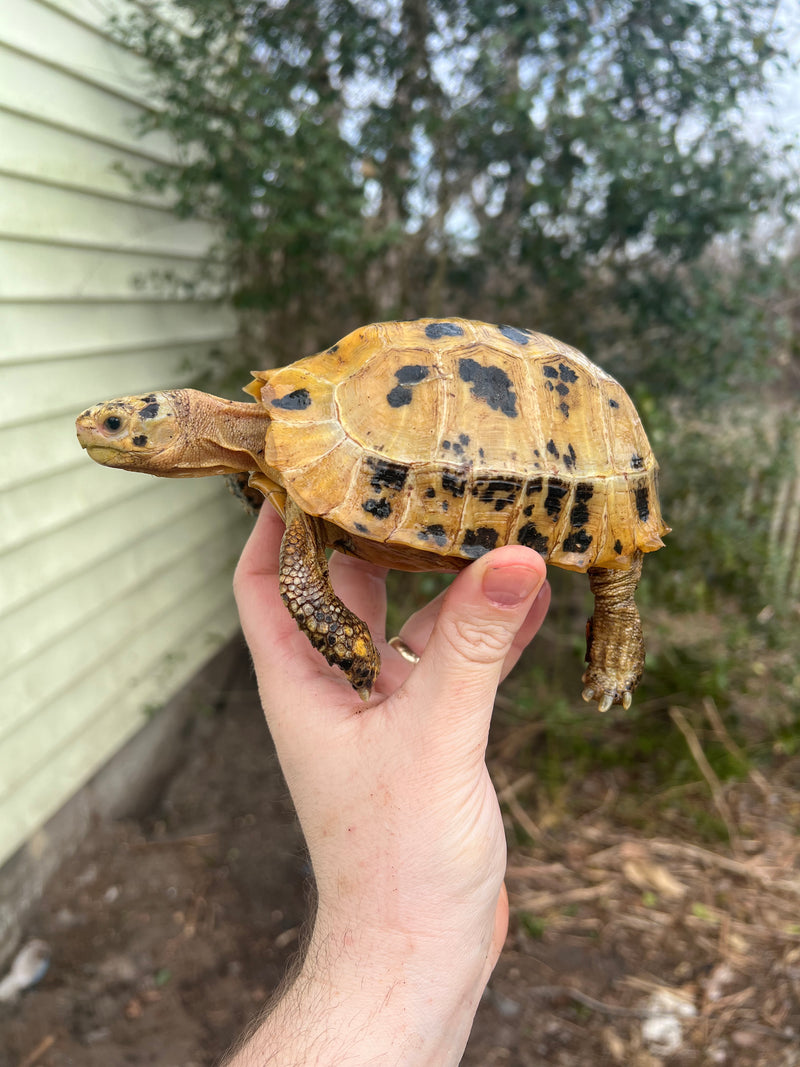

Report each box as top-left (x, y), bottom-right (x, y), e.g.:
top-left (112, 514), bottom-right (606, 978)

top-left (279, 497), bottom-right (380, 700)
top-left (582, 552), bottom-right (644, 712)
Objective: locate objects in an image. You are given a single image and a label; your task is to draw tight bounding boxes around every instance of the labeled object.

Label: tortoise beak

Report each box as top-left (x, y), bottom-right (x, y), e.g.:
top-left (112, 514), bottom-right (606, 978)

top-left (75, 411), bottom-right (96, 450)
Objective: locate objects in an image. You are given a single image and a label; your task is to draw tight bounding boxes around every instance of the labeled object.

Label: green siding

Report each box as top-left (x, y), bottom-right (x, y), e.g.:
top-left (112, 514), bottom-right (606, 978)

top-left (0, 0), bottom-right (249, 867)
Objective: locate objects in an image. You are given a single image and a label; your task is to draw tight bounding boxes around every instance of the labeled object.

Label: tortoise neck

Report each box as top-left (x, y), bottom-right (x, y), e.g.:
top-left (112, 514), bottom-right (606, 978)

top-left (174, 389), bottom-right (270, 475)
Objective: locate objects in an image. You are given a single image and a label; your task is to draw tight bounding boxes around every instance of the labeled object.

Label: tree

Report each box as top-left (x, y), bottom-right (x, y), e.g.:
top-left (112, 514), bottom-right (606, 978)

top-left (116, 0), bottom-right (795, 380)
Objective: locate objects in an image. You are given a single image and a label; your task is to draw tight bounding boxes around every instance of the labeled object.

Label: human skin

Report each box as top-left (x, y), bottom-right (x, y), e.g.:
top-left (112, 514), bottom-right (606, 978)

top-left (226, 506), bottom-right (550, 1066)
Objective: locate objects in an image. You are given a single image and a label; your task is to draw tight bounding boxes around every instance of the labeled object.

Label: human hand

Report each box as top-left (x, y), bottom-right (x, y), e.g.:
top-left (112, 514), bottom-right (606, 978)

top-left (229, 505), bottom-right (549, 1066)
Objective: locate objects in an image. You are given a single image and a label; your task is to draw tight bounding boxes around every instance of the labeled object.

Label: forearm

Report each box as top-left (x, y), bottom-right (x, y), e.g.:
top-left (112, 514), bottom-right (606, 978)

top-left (225, 910), bottom-right (494, 1067)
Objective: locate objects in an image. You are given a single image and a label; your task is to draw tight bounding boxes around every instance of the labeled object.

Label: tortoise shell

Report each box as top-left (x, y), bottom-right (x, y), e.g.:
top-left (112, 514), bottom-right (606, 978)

top-left (244, 318), bottom-right (668, 574)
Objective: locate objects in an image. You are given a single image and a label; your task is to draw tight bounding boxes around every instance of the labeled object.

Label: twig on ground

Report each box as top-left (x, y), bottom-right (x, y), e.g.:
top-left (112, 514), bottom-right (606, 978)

top-left (510, 882), bottom-right (617, 912)
top-left (669, 706), bottom-right (744, 855)
top-left (493, 765), bottom-right (543, 842)
top-left (17, 1035), bottom-right (55, 1067)
top-left (702, 697), bottom-right (772, 799)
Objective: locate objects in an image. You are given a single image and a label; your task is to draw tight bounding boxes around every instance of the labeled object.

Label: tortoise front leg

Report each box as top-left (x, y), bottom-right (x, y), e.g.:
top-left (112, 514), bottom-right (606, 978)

top-left (279, 497), bottom-right (381, 700)
top-left (582, 552), bottom-right (644, 712)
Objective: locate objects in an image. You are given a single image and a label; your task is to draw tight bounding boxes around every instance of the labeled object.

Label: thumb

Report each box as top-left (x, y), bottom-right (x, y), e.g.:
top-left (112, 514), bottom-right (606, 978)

top-left (404, 546), bottom-right (547, 732)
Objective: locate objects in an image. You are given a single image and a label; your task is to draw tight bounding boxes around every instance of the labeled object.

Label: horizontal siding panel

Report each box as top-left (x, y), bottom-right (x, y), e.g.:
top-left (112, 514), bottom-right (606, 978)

top-left (41, 0), bottom-right (176, 35)
top-left (0, 412), bottom-right (82, 491)
top-left (0, 341), bottom-right (234, 427)
top-left (0, 566), bottom-right (239, 796)
top-left (0, 298), bottom-right (236, 363)
top-left (0, 239), bottom-right (225, 302)
top-left (0, 45), bottom-right (175, 162)
top-left (1, 0), bottom-right (154, 106)
top-left (0, 521), bottom-right (247, 747)
top-left (0, 109), bottom-right (169, 206)
top-left (0, 174), bottom-right (218, 256)
top-left (0, 591), bottom-right (241, 864)
top-left (1, 493), bottom-right (249, 673)
top-left (0, 0), bottom-right (246, 871)
top-left (2, 455), bottom-right (189, 554)
top-left (0, 478), bottom-right (227, 616)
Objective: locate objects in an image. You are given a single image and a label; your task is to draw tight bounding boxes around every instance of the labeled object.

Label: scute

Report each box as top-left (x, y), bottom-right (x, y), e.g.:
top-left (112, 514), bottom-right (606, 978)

top-left (246, 318), bottom-right (669, 573)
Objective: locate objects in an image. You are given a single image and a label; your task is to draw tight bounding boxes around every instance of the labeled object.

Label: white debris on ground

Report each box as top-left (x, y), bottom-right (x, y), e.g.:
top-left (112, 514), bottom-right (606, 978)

top-left (641, 988), bottom-right (698, 1055)
top-left (0, 940), bottom-right (51, 1002)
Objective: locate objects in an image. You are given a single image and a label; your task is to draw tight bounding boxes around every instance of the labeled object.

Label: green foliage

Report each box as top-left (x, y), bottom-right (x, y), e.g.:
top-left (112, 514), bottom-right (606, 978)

top-left (113, 0), bottom-right (796, 378)
top-left (606, 250), bottom-right (800, 402)
top-left (649, 406), bottom-right (797, 617)
top-left (518, 912), bottom-right (547, 939)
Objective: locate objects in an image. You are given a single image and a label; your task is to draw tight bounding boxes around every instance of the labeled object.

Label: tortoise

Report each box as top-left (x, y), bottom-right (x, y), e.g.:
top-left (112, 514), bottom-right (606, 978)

top-left (76, 318), bottom-right (669, 710)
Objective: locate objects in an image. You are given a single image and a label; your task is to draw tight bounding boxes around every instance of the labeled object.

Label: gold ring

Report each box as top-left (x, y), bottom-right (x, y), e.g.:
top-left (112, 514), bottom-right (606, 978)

top-left (389, 636), bottom-right (420, 664)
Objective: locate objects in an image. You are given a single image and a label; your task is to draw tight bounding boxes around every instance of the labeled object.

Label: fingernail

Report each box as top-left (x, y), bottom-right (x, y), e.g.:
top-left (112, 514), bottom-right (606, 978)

top-left (483, 564), bottom-right (543, 607)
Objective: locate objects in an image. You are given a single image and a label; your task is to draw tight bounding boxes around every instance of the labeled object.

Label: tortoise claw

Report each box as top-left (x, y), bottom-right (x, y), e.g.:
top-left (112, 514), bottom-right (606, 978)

top-left (581, 681), bottom-right (633, 712)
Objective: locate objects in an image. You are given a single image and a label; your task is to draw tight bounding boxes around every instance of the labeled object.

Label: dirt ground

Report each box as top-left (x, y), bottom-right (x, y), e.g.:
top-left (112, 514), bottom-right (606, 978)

top-left (3, 639), bottom-right (799, 1067)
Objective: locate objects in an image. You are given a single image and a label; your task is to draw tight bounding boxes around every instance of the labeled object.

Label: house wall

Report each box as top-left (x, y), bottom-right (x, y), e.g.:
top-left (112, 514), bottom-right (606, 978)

top-left (0, 0), bottom-right (250, 871)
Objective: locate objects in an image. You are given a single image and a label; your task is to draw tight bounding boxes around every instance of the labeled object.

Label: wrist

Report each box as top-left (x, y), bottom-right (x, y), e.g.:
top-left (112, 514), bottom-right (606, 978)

top-left (292, 915), bottom-right (491, 1065)
top-left (229, 902), bottom-right (497, 1066)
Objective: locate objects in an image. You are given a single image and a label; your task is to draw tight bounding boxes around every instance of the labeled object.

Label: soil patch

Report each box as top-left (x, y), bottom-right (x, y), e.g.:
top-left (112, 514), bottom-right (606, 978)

top-left (3, 641), bottom-right (798, 1066)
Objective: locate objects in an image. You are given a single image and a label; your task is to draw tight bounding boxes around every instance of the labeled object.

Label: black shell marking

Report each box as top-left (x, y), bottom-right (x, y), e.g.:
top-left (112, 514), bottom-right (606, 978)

top-left (635, 486), bottom-right (650, 522)
top-left (362, 498), bottom-right (391, 519)
top-left (517, 523), bottom-right (549, 553)
top-left (544, 482), bottom-right (568, 519)
top-left (395, 364), bottom-right (430, 384)
top-left (498, 324), bottom-right (529, 345)
top-left (419, 523), bottom-right (448, 547)
top-left (462, 527), bottom-right (500, 558)
top-left (272, 388), bottom-right (312, 411)
top-left (425, 322), bottom-right (465, 339)
top-left (442, 471), bottom-right (467, 497)
top-left (387, 385), bottom-right (412, 407)
top-left (563, 529), bottom-right (593, 553)
top-left (570, 483), bottom-right (594, 526)
top-left (458, 359), bottom-right (518, 418)
top-left (368, 458), bottom-right (409, 492)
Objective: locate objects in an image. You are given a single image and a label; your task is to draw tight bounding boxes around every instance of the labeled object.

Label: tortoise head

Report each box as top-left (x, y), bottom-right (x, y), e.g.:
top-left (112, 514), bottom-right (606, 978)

top-left (76, 391), bottom-right (187, 472)
top-left (76, 389), bottom-right (271, 477)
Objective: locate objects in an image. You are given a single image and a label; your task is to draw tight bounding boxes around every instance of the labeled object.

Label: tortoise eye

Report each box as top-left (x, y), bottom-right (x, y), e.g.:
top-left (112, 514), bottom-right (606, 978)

top-left (104, 415), bottom-right (122, 432)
